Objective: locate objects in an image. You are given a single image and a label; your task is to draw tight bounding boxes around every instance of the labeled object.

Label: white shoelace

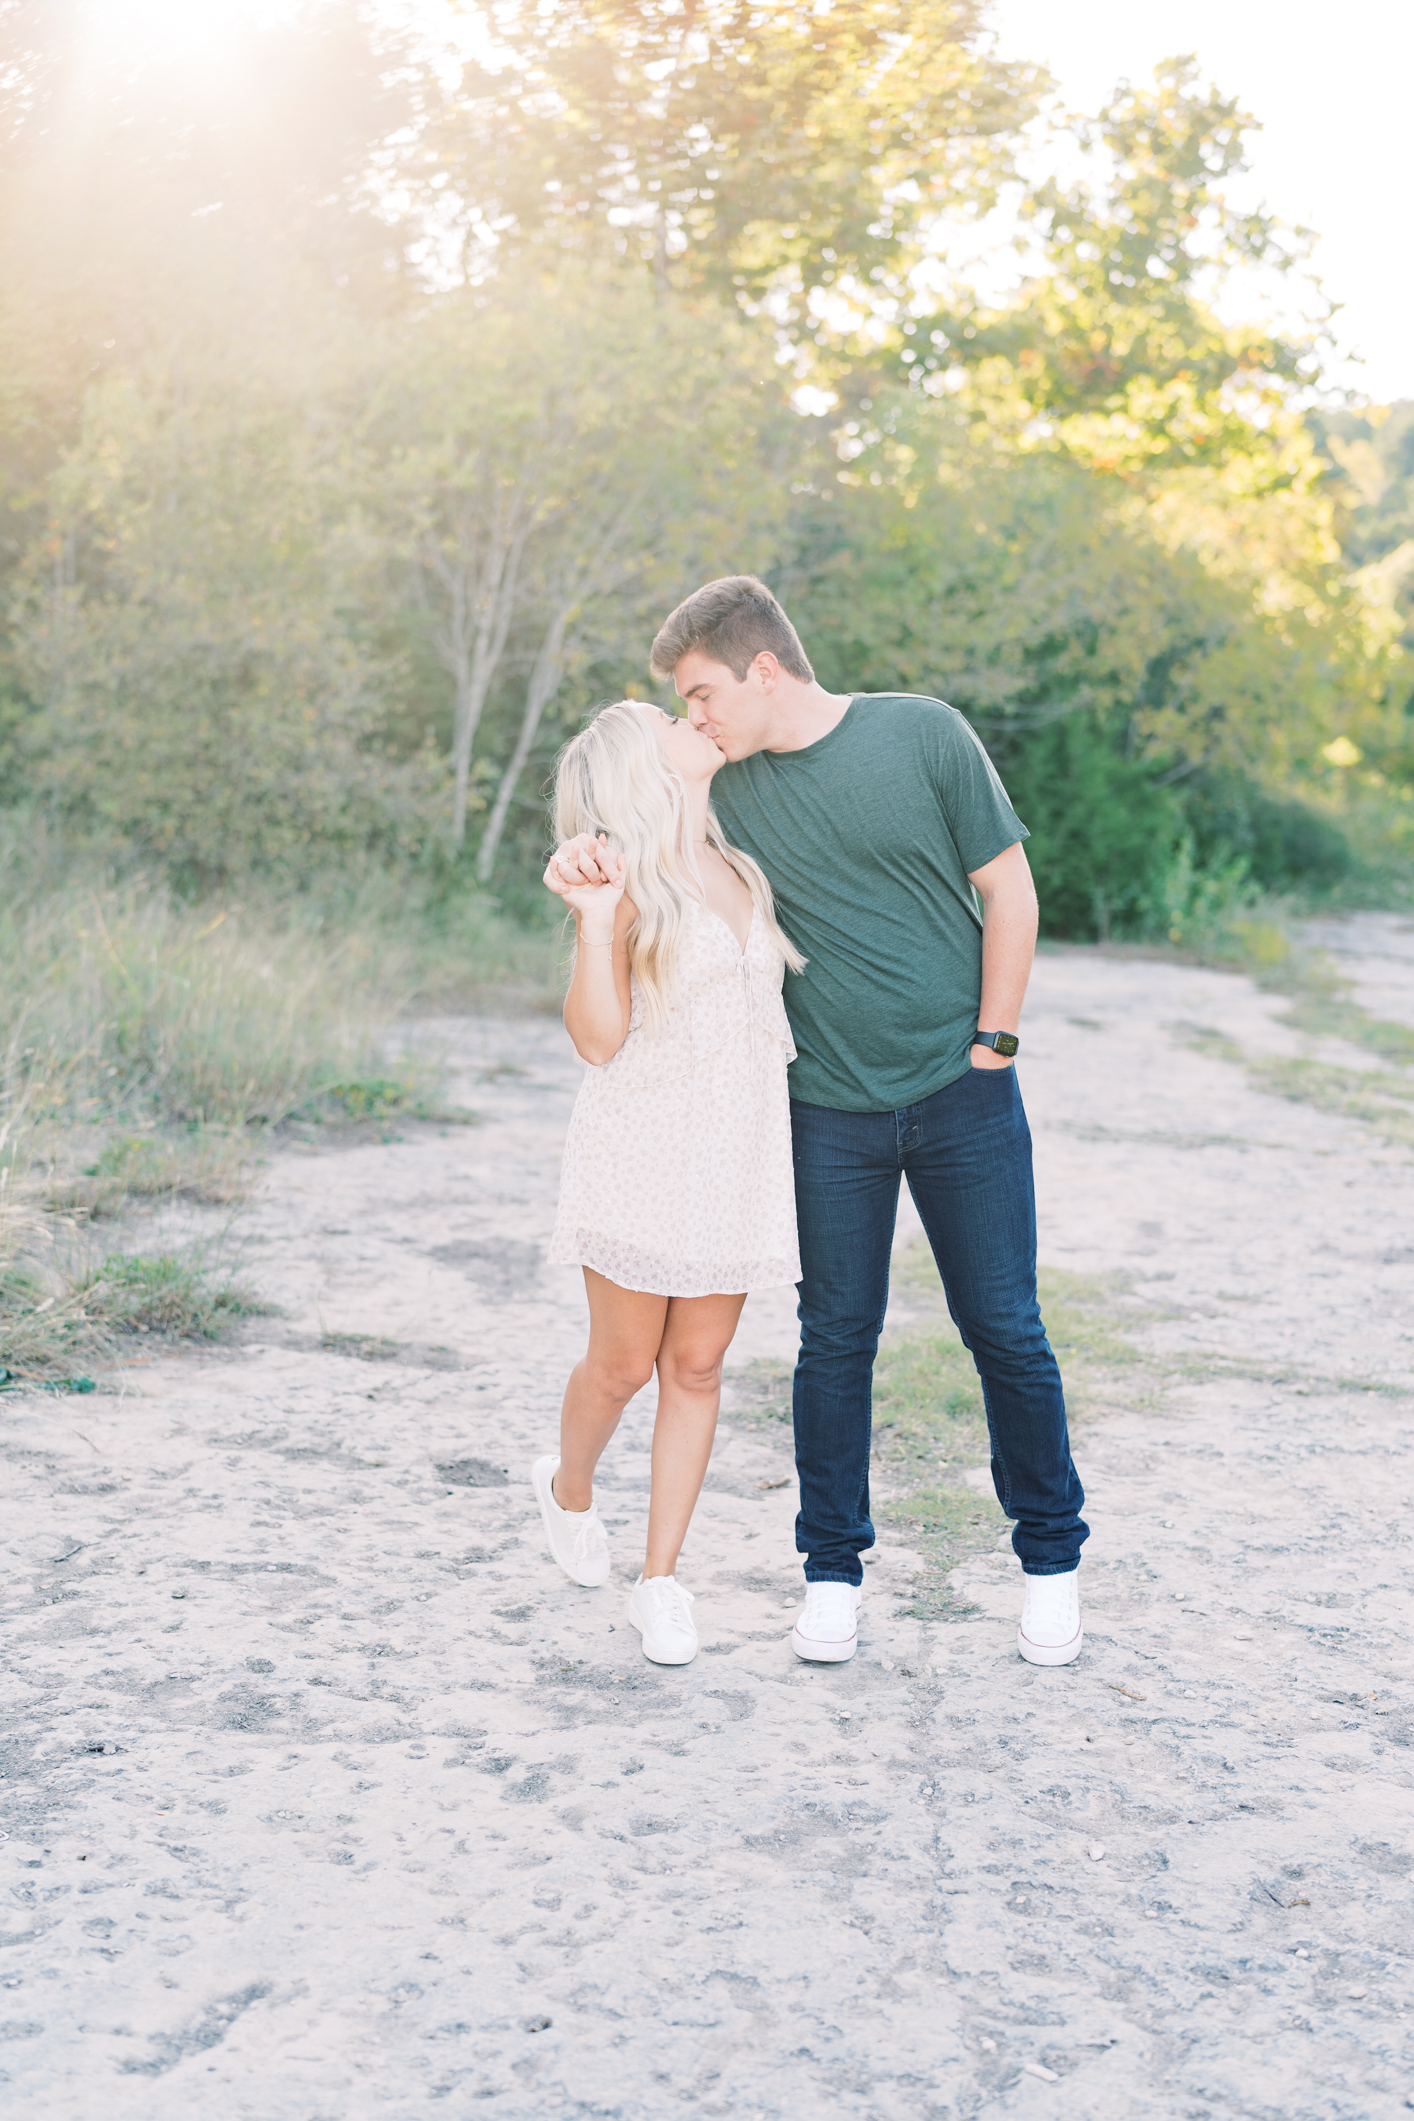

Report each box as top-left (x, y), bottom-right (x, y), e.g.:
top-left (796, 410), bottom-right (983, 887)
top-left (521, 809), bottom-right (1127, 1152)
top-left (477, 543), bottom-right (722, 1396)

top-left (647, 1579), bottom-right (695, 1629)
top-left (570, 1511), bottom-right (604, 1561)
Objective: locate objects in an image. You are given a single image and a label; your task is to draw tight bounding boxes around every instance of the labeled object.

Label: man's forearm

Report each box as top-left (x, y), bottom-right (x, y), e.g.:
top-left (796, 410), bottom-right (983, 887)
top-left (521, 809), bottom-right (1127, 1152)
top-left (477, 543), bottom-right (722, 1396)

top-left (976, 881), bottom-right (1038, 1035)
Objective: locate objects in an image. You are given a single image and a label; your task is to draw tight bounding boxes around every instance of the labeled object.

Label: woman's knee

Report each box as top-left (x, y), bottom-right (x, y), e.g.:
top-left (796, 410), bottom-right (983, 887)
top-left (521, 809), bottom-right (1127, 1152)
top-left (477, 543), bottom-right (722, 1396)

top-left (584, 1345), bottom-right (657, 1402)
top-left (657, 1341), bottom-right (726, 1396)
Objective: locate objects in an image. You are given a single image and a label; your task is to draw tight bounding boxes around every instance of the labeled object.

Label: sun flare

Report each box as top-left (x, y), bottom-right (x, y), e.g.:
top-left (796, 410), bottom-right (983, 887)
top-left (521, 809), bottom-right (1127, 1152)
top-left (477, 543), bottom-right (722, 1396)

top-left (87, 0), bottom-right (303, 67)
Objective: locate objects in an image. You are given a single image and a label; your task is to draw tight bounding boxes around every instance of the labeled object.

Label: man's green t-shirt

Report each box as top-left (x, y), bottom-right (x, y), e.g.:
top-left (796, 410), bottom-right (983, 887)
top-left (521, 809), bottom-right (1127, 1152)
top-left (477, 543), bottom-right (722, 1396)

top-left (710, 693), bottom-right (1028, 1113)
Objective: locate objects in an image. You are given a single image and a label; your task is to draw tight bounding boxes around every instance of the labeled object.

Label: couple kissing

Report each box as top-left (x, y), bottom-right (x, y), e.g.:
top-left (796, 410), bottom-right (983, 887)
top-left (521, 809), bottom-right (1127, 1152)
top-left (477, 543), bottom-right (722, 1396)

top-left (530, 575), bottom-right (1087, 1671)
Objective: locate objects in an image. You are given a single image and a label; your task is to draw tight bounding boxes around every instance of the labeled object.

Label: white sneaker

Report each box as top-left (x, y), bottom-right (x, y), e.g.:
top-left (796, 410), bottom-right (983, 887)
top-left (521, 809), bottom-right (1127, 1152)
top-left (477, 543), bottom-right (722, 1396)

top-left (791, 1581), bottom-right (862, 1663)
top-left (1018, 1570), bottom-right (1083, 1665)
top-left (627, 1575), bottom-right (698, 1665)
top-left (531, 1456), bottom-right (610, 1588)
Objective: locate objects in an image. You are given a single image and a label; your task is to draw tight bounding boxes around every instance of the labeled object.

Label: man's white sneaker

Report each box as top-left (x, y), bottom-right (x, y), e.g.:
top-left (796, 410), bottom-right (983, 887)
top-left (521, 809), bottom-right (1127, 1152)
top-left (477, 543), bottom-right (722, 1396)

top-left (791, 1581), bottom-right (862, 1663)
top-left (531, 1456), bottom-right (610, 1587)
top-left (627, 1575), bottom-right (698, 1665)
top-left (1018, 1569), bottom-right (1083, 1665)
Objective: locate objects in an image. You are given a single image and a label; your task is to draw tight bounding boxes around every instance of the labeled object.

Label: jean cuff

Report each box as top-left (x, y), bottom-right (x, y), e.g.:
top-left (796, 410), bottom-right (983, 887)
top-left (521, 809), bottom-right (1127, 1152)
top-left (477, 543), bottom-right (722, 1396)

top-left (803, 1570), bottom-right (864, 1588)
top-left (1021, 1560), bottom-right (1080, 1577)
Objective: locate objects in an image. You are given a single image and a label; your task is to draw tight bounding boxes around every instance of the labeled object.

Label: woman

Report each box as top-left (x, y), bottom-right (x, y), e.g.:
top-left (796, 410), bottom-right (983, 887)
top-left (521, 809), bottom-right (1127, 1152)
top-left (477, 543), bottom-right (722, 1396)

top-left (534, 699), bottom-right (803, 1666)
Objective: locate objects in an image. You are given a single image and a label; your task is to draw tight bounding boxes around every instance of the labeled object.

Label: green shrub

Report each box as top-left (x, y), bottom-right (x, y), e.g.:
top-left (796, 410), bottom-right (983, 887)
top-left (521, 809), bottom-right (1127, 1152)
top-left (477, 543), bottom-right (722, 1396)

top-left (1002, 713), bottom-right (1185, 940)
top-left (1181, 770), bottom-right (1353, 892)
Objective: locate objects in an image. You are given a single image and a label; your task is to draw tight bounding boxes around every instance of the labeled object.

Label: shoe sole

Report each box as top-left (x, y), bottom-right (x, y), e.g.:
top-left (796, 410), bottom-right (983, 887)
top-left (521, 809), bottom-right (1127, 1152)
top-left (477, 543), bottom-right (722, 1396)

top-left (531, 1457), bottom-right (610, 1588)
top-left (1017, 1622), bottom-right (1083, 1667)
top-left (791, 1624), bottom-right (857, 1663)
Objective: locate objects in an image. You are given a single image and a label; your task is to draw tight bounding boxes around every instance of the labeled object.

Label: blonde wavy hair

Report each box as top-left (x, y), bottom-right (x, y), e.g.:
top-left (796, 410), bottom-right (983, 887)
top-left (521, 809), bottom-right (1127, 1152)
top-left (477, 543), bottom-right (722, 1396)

top-left (553, 700), bottom-right (805, 1032)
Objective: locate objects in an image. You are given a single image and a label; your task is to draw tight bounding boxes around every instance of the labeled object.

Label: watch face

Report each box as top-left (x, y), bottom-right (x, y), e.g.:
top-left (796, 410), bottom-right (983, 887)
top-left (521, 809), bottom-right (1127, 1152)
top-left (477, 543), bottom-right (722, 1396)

top-left (995, 1032), bottom-right (1019, 1057)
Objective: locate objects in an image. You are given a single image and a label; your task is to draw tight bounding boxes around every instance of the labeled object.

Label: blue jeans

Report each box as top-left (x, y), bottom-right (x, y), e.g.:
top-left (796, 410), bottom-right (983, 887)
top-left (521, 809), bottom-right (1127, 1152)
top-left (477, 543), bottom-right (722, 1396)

top-left (790, 1065), bottom-right (1087, 1584)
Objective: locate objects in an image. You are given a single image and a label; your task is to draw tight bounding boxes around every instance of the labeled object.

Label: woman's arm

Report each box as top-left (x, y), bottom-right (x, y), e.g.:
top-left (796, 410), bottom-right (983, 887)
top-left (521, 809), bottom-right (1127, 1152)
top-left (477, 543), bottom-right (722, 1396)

top-left (544, 836), bottom-right (635, 1065)
top-left (563, 892), bottom-right (635, 1064)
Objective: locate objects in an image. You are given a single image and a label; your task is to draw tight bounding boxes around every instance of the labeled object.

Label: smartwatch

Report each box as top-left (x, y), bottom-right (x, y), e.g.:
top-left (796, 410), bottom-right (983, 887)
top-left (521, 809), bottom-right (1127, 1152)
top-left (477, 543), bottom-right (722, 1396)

top-left (973, 1030), bottom-right (1019, 1057)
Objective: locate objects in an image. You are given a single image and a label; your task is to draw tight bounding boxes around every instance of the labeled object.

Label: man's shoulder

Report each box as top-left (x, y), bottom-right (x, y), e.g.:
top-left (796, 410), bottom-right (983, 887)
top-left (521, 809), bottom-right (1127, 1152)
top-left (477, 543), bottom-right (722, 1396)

top-left (852, 691), bottom-right (963, 727)
top-left (848, 693), bottom-right (982, 756)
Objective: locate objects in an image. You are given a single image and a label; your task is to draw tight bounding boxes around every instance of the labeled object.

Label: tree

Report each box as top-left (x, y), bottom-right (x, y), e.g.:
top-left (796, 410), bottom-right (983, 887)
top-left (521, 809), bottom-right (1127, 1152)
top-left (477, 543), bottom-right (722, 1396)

top-left (1313, 402), bottom-right (1414, 678)
top-left (927, 58), bottom-right (1321, 471)
top-left (373, 273), bottom-right (790, 863)
top-left (782, 406), bottom-right (1373, 933)
top-left (10, 335), bottom-right (442, 892)
top-left (0, 1), bottom-right (422, 767)
top-left (415, 0), bottom-right (1040, 321)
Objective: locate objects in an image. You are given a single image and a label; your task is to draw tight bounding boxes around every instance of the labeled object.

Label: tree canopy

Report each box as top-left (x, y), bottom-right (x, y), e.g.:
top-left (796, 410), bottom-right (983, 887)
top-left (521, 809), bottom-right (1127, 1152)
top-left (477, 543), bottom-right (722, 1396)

top-left (415, 2), bottom-right (1040, 308)
top-left (0, 0), bottom-right (1404, 928)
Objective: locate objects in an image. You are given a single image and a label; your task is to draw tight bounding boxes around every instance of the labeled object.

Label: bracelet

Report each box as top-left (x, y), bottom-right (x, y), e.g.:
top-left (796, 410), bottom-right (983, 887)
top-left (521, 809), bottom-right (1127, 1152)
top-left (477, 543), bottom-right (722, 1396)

top-left (581, 938), bottom-right (613, 952)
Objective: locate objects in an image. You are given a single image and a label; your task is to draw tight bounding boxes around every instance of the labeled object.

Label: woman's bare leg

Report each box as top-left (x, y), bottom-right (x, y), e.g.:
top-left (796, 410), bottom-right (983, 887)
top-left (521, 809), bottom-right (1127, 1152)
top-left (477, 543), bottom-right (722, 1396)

top-left (555, 1269), bottom-right (668, 1512)
top-left (643, 1292), bottom-right (748, 1579)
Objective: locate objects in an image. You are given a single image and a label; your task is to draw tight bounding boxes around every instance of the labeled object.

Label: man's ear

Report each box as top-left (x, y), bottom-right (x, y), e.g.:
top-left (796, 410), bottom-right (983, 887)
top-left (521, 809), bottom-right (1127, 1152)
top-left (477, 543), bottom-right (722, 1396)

top-left (751, 651), bottom-right (780, 692)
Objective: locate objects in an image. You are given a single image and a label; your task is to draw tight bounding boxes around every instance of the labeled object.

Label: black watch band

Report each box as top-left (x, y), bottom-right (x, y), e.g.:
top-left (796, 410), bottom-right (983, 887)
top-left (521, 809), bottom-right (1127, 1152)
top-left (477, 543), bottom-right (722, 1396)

top-left (973, 1030), bottom-right (1019, 1057)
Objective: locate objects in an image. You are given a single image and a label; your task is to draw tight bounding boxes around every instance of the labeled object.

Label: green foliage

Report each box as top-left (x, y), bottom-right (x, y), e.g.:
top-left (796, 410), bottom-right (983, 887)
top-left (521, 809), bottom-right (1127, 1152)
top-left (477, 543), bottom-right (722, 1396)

top-left (786, 421), bottom-right (1361, 937)
top-left (1182, 769), bottom-right (1353, 893)
top-left (79, 1250), bottom-right (260, 1339)
top-left (1310, 402), bottom-right (1414, 794)
top-left (8, 347), bottom-right (447, 894)
top-left (1312, 402), bottom-right (1414, 582)
top-left (0, 821), bottom-right (536, 1160)
top-left (54, 1130), bottom-right (255, 1218)
top-left (1002, 715), bottom-right (1185, 939)
top-left (931, 57), bottom-right (1318, 466)
top-left (0, 1228), bottom-right (259, 1381)
top-left (296, 1075), bottom-right (474, 1127)
top-left (0, 875), bottom-right (390, 1132)
top-left (371, 273), bottom-right (788, 862)
top-left (0, 3), bottom-right (1402, 945)
top-left (420, 2), bottom-right (1040, 314)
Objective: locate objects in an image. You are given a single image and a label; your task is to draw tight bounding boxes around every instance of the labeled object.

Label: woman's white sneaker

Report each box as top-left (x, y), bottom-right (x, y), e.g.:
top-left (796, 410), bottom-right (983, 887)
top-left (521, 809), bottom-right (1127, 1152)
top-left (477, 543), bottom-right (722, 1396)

top-left (627, 1575), bottom-right (698, 1665)
top-left (791, 1582), bottom-right (862, 1663)
top-left (531, 1456), bottom-right (610, 1587)
top-left (1018, 1569), bottom-right (1083, 1665)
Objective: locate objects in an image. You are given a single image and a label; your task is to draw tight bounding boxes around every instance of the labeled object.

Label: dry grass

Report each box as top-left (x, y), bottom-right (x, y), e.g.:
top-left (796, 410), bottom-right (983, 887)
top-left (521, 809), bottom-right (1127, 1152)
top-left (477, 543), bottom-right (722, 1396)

top-left (1, 878), bottom-right (402, 1134)
top-left (0, 832), bottom-right (500, 1384)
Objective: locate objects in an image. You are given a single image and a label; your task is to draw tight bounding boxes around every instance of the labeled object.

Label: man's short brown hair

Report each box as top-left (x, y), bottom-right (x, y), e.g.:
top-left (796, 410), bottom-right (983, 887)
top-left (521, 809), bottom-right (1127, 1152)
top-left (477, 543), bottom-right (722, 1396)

top-left (649, 575), bottom-right (814, 686)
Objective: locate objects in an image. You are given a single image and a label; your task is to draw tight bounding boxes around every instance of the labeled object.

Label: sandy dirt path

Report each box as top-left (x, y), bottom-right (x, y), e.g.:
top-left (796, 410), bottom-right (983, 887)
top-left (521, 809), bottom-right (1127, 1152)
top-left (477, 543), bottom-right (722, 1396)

top-left (3, 916), bottom-right (1413, 2118)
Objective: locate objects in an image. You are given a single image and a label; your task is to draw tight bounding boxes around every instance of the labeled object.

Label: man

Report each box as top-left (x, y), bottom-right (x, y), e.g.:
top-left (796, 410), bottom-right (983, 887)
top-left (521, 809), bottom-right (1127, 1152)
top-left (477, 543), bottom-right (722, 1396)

top-left (554, 575), bottom-right (1087, 1666)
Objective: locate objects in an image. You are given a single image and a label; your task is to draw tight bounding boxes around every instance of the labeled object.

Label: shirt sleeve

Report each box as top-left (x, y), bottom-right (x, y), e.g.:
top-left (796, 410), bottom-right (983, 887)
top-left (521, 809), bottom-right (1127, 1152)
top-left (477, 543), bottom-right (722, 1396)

top-left (934, 708), bottom-right (1029, 874)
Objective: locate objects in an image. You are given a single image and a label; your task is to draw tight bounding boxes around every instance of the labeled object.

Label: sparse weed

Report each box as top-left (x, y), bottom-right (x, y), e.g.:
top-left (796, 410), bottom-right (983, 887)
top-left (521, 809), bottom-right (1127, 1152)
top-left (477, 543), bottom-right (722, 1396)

top-left (80, 1250), bottom-right (261, 1339)
top-left (1165, 903), bottom-right (1414, 1150)
top-left (45, 1129), bottom-right (257, 1217)
top-left (872, 1254), bottom-right (1145, 1612)
top-left (1246, 1055), bottom-right (1414, 1151)
top-left (724, 1250), bottom-right (1146, 1614)
top-left (0, 1203), bottom-right (261, 1381)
